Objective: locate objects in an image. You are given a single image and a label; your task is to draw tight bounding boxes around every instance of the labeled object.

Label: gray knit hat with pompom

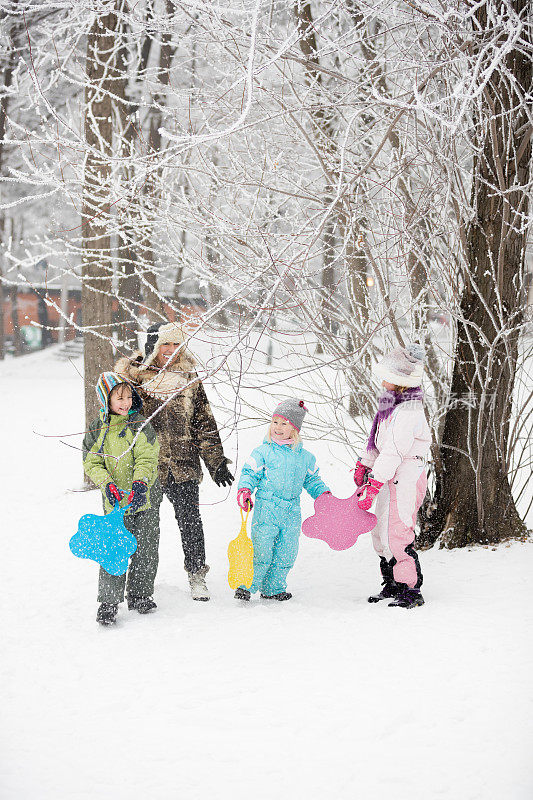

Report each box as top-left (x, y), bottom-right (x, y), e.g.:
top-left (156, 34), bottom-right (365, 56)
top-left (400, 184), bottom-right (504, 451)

top-left (272, 398), bottom-right (308, 431)
top-left (373, 342), bottom-right (425, 387)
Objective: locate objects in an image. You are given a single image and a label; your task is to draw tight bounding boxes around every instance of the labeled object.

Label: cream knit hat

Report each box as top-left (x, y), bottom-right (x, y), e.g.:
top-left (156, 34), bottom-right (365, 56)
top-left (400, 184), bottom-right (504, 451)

top-left (373, 343), bottom-right (425, 388)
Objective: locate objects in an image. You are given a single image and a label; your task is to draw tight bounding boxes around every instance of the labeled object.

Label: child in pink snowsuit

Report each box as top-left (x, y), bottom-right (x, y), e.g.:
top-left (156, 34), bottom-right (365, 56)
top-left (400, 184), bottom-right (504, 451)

top-left (355, 343), bottom-right (431, 609)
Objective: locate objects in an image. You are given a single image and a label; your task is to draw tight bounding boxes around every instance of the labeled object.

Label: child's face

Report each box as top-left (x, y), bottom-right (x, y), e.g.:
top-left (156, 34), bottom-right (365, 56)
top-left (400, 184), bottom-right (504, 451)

top-left (157, 342), bottom-right (180, 367)
top-left (109, 384), bottom-right (132, 416)
top-left (271, 415), bottom-right (295, 439)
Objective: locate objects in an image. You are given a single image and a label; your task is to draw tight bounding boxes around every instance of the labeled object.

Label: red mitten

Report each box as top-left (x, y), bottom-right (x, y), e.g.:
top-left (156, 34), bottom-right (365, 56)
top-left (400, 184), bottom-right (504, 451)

top-left (353, 461), bottom-right (370, 487)
top-left (357, 478), bottom-right (384, 511)
top-left (237, 488), bottom-right (253, 511)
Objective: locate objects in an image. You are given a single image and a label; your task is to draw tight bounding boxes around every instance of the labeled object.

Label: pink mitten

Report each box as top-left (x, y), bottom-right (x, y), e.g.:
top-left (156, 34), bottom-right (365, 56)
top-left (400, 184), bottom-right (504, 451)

top-left (353, 461), bottom-right (370, 487)
top-left (237, 488), bottom-right (253, 511)
top-left (357, 478), bottom-right (384, 511)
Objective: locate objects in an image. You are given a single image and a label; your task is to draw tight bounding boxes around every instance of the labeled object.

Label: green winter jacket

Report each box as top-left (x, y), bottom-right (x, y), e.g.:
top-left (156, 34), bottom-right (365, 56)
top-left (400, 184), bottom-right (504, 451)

top-left (83, 410), bottom-right (160, 515)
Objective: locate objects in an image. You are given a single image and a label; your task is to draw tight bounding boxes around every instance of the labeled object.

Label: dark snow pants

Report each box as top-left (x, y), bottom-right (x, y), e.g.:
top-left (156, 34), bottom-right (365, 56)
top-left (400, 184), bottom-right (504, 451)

top-left (97, 506), bottom-right (160, 604)
top-left (162, 474), bottom-right (206, 574)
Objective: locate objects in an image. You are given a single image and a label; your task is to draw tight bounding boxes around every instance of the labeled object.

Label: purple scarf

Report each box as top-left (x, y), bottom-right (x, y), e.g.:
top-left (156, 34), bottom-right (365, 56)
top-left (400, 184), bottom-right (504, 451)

top-left (366, 387), bottom-right (424, 452)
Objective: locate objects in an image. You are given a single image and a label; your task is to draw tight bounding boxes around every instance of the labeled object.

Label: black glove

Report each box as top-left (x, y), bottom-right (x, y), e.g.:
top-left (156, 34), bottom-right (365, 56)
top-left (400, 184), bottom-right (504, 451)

top-left (105, 482), bottom-right (124, 506)
top-left (214, 463), bottom-right (234, 487)
top-left (127, 480), bottom-right (148, 513)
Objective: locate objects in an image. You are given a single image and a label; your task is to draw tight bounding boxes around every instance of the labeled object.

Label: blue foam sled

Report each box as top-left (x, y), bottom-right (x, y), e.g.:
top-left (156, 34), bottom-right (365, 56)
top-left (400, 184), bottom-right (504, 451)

top-left (69, 504), bottom-right (137, 576)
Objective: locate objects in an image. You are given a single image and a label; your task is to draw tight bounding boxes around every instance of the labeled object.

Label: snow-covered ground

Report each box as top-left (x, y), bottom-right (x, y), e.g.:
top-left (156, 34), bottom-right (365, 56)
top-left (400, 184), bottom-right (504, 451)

top-left (2, 345), bottom-right (532, 800)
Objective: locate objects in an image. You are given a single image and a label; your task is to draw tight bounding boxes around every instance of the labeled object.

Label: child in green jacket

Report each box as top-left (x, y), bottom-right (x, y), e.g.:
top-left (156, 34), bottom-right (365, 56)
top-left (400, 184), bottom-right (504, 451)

top-left (83, 372), bottom-right (161, 626)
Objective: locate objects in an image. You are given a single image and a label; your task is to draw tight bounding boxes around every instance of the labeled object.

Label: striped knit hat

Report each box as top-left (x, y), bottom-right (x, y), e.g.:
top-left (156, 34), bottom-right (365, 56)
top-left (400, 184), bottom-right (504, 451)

top-left (95, 372), bottom-right (142, 419)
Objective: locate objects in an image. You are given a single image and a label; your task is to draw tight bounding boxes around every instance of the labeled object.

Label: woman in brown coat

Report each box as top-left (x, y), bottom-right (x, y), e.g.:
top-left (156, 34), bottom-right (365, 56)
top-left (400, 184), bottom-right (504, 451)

top-left (116, 322), bottom-right (233, 601)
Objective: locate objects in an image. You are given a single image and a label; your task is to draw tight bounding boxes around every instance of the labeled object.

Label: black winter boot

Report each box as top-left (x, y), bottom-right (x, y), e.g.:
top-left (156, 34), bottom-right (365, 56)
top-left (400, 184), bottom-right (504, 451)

top-left (368, 557), bottom-right (398, 603)
top-left (96, 602), bottom-right (118, 625)
top-left (128, 597), bottom-right (157, 614)
top-left (388, 585), bottom-right (425, 609)
top-left (234, 587), bottom-right (251, 601)
top-left (261, 592), bottom-right (292, 601)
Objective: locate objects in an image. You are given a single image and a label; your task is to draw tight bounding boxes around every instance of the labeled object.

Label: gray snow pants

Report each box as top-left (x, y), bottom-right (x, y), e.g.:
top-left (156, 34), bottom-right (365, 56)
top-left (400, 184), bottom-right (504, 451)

top-left (97, 505), bottom-right (161, 604)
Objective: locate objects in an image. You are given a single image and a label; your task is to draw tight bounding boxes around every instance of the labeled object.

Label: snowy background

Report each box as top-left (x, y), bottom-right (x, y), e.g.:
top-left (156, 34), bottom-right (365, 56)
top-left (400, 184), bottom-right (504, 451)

top-left (2, 344), bottom-right (532, 800)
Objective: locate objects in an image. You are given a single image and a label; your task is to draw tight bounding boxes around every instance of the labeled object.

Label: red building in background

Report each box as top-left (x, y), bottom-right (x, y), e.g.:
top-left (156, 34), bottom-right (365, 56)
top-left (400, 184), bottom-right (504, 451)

top-left (2, 285), bottom-right (206, 353)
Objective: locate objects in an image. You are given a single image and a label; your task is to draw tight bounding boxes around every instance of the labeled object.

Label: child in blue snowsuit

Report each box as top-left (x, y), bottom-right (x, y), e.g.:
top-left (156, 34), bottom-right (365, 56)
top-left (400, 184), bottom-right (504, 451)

top-left (235, 399), bottom-right (329, 601)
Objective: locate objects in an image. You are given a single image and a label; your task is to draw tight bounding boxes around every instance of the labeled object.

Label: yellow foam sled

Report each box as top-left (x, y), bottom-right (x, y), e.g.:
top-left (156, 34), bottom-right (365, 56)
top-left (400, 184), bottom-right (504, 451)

top-left (227, 509), bottom-right (254, 590)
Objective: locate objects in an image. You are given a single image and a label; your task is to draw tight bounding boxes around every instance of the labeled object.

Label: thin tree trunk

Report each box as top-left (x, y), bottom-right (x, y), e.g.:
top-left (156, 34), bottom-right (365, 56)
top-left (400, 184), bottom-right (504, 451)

top-left (294, 2), bottom-right (341, 331)
top-left (114, 4), bottom-right (150, 348)
top-left (0, 12), bottom-right (20, 360)
top-left (348, 2), bottom-right (443, 384)
top-left (172, 197), bottom-right (188, 307)
top-left (343, 214), bottom-right (373, 417)
top-left (9, 285), bottom-right (22, 356)
top-left (140, 0), bottom-right (177, 321)
top-left (205, 231), bottom-right (229, 328)
top-left (294, 1), bottom-right (374, 384)
top-left (0, 214), bottom-right (5, 359)
top-left (81, 6), bottom-right (119, 426)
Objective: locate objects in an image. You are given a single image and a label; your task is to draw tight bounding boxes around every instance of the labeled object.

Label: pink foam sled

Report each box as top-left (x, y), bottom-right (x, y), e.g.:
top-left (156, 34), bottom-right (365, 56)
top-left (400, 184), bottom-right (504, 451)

top-left (302, 489), bottom-right (377, 551)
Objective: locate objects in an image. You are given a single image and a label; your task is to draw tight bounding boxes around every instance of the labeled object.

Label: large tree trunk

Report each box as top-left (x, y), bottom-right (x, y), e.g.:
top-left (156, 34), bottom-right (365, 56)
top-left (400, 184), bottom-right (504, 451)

top-left (81, 6), bottom-right (119, 426)
top-left (424, 0), bottom-right (531, 547)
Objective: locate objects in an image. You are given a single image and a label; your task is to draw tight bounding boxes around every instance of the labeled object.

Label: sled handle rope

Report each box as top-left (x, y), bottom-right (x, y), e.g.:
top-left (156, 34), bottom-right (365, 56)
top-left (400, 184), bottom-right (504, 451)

top-left (108, 501), bottom-right (132, 512)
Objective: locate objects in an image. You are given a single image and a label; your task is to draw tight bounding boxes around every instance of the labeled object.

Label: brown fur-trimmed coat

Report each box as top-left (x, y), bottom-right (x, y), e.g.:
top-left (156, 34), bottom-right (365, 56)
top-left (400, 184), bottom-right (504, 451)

top-left (115, 350), bottom-right (229, 486)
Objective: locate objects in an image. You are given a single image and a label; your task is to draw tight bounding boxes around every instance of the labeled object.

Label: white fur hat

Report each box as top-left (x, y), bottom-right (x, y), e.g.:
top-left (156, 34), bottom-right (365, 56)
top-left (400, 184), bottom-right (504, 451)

top-left (373, 342), bottom-right (425, 388)
top-left (143, 322), bottom-right (187, 367)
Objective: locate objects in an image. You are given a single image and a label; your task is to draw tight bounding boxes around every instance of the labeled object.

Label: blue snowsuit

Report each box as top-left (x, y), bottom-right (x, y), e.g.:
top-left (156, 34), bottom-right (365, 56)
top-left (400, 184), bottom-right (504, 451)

top-left (238, 439), bottom-right (329, 595)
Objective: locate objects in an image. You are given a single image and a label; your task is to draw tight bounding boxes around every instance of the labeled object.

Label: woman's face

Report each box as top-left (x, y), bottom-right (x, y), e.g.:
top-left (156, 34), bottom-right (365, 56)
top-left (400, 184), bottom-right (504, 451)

top-left (382, 380), bottom-right (396, 391)
top-left (157, 342), bottom-right (180, 367)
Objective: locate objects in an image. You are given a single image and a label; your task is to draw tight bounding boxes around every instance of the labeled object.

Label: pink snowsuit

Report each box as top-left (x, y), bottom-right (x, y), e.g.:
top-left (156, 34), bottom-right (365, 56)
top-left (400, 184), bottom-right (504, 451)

top-left (361, 401), bottom-right (431, 589)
